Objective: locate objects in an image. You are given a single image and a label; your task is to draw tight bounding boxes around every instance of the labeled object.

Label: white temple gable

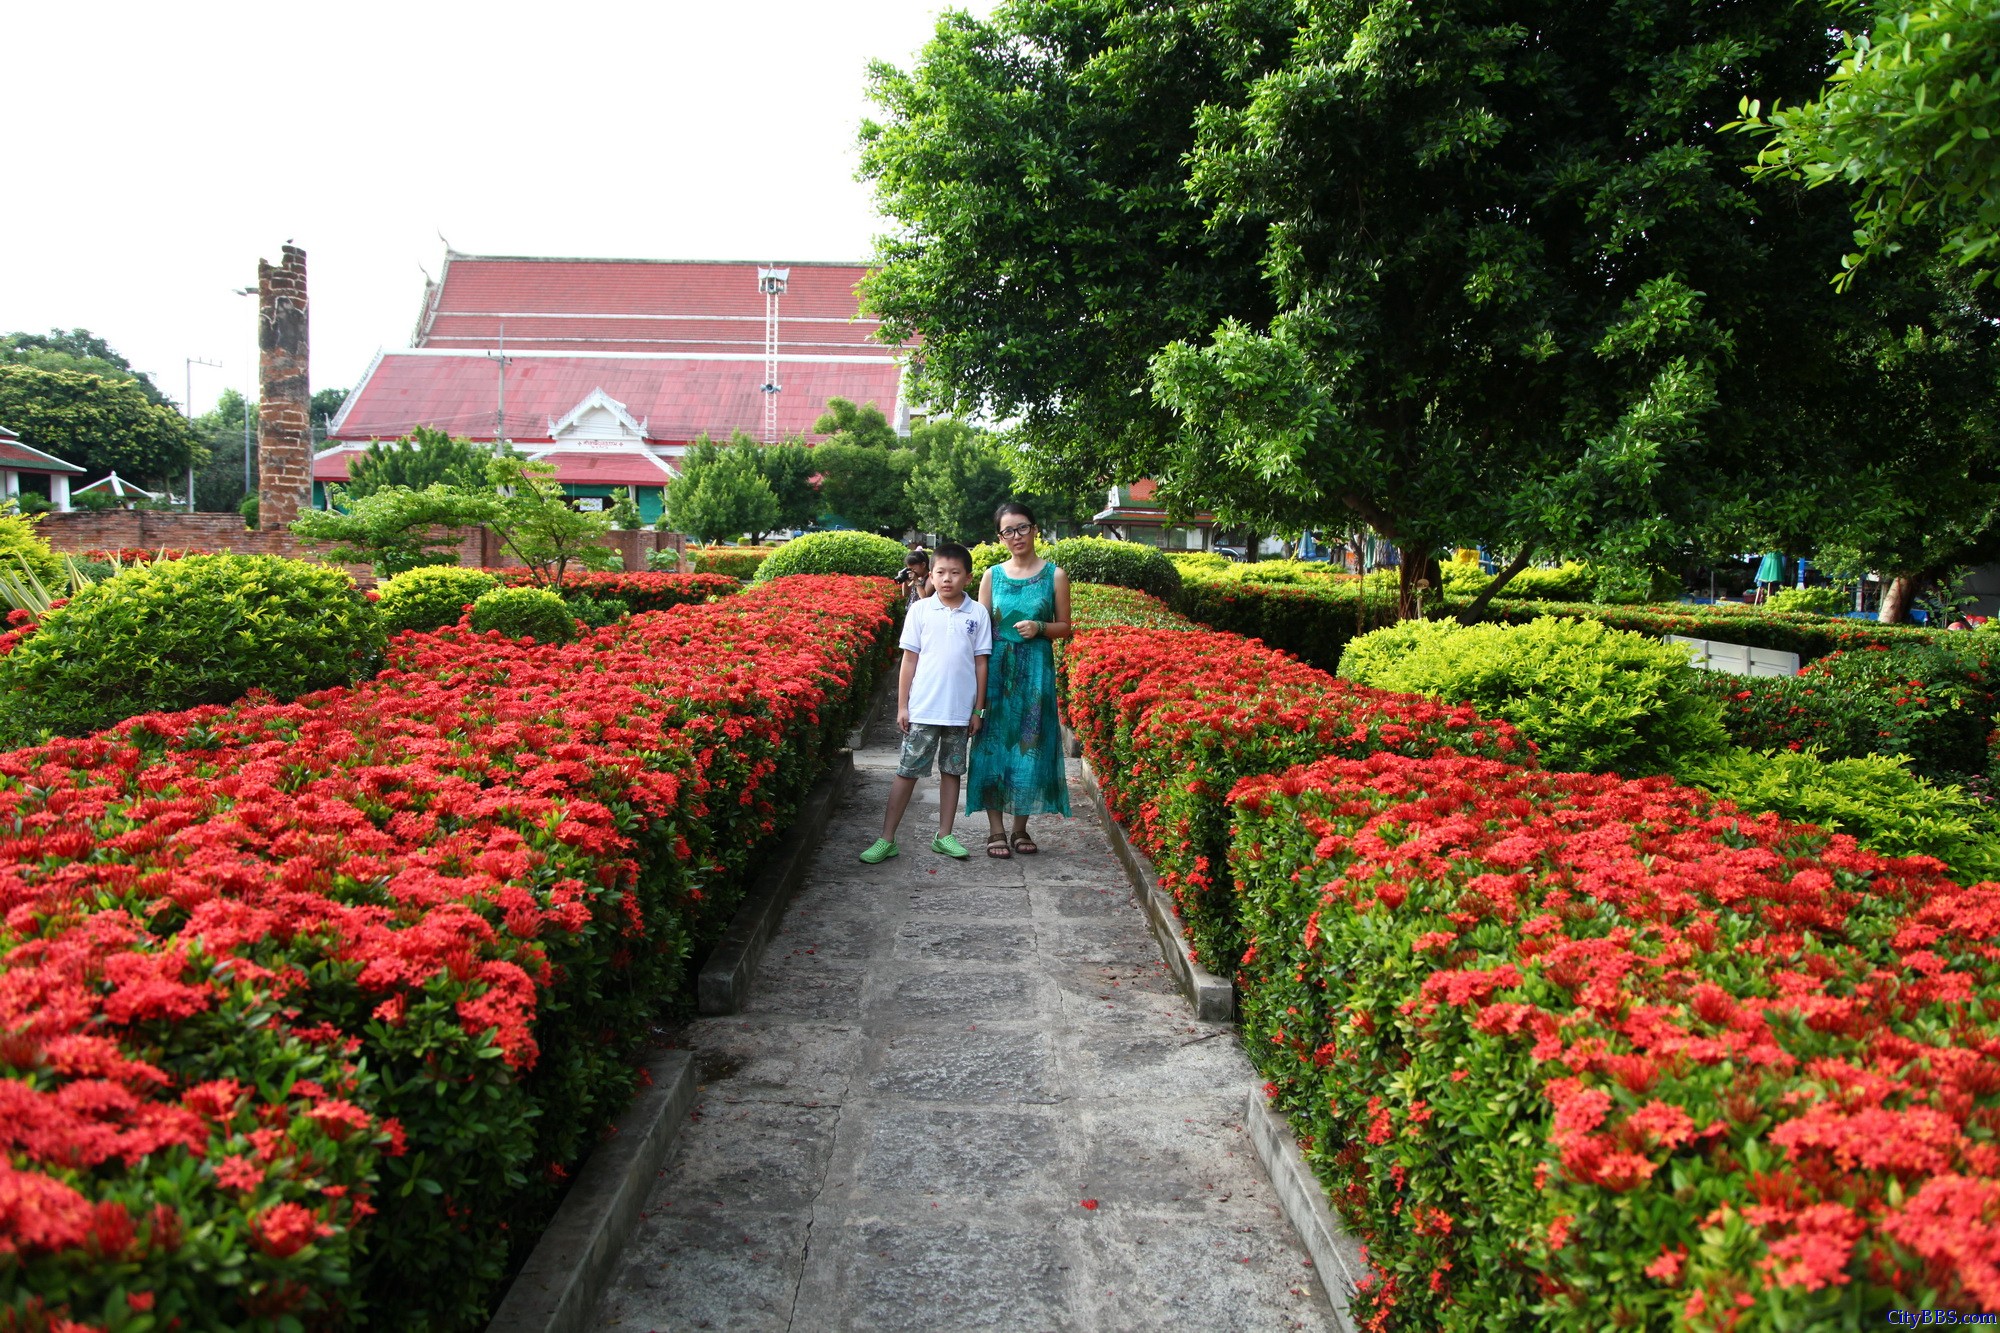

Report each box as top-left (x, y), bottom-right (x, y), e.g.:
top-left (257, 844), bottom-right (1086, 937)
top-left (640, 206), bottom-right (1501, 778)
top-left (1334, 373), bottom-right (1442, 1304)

top-left (548, 389), bottom-right (649, 445)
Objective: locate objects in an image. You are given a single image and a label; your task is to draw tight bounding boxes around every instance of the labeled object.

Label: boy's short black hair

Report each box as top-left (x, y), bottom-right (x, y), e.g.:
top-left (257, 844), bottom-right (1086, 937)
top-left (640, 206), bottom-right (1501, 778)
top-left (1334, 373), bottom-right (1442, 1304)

top-left (931, 541), bottom-right (973, 572)
top-left (905, 549), bottom-right (930, 566)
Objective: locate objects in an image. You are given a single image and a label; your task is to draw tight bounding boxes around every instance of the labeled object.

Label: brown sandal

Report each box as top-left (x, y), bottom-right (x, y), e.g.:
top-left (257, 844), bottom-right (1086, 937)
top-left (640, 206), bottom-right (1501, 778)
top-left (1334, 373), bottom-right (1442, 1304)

top-left (986, 836), bottom-right (1013, 859)
top-left (1012, 832), bottom-right (1040, 855)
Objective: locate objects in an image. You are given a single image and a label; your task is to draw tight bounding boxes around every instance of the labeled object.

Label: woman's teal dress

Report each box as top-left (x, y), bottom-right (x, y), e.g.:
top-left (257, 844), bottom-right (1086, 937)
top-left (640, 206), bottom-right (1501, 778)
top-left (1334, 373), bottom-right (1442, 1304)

top-left (965, 562), bottom-right (1071, 818)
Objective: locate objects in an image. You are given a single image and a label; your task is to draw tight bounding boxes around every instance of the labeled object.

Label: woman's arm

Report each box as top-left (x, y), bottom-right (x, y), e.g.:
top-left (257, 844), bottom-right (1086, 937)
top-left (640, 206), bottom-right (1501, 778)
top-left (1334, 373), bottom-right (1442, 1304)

top-left (1043, 568), bottom-right (1074, 640)
top-left (978, 568), bottom-right (995, 618)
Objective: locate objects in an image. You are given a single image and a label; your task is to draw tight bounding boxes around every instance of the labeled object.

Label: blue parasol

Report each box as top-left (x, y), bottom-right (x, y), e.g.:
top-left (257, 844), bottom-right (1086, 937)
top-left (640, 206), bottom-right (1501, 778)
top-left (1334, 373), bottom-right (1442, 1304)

top-left (1754, 552), bottom-right (1782, 585)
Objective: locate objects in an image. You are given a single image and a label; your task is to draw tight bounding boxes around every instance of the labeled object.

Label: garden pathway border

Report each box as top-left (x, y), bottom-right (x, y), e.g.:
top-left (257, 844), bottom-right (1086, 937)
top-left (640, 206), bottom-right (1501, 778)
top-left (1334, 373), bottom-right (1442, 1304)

top-left (1076, 756), bottom-right (1236, 1022)
top-left (699, 749), bottom-right (857, 1015)
top-left (486, 1048), bottom-right (697, 1333)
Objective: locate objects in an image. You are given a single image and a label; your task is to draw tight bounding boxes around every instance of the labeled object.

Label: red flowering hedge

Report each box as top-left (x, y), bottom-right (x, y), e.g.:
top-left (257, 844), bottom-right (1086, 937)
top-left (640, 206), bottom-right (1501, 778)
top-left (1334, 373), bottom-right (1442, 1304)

top-left (1233, 751), bottom-right (2000, 1327)
top-left (0, 575), bottom-right (897, 1329)
top-left (495, 568), bottom-right (740, 614)
top-left (1064, 626), bottom-right (1527, 971)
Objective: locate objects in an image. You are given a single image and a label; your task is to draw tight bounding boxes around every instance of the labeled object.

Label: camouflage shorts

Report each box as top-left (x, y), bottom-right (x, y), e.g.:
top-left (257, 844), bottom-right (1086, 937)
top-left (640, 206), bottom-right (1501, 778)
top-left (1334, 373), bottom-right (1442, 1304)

top-left (897, 723), bottom-right (969, 778)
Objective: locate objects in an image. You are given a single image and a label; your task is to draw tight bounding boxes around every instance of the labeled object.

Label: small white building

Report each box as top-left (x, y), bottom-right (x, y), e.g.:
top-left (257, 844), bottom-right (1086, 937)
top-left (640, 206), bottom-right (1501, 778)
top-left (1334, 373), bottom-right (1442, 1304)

top-left (0, 426), bottom-right (82, 511)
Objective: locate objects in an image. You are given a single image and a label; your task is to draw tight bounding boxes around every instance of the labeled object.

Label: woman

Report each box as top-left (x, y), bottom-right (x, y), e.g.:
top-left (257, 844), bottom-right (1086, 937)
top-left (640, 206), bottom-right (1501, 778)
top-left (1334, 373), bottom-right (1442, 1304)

top-left (965, 501), bottom-right (1072, 857)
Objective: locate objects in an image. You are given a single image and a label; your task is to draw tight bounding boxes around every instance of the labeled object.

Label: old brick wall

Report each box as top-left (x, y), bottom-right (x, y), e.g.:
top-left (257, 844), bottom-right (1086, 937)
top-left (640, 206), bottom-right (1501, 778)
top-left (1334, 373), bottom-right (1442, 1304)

top-left (257, 245), bottom-right (312, 530)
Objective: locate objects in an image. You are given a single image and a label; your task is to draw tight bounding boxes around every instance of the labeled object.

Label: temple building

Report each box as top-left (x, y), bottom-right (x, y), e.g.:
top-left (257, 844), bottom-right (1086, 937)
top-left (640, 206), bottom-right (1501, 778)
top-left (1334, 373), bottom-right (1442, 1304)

top-left (317, 253), bottom-right (911, 523)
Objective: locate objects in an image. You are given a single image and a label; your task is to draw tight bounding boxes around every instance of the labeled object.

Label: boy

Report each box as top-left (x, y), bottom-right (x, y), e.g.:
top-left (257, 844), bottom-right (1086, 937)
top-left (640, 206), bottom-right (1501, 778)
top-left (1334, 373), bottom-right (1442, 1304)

top-left (861, 542), bottom-right (990, 862)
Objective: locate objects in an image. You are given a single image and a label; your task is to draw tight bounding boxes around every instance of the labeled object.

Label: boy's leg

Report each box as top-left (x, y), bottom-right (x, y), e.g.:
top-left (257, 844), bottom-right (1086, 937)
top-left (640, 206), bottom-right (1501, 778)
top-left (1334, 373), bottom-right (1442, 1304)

top-left (882, 774), bottom-right (918, 842)
top-left (937, 772), bottom-right (960, 836)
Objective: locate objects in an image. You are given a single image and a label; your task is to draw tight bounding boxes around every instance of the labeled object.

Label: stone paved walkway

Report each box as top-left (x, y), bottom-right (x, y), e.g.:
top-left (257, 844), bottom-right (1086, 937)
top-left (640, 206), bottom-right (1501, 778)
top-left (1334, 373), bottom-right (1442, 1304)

top-left (593, 712), bottom-right (1335, 1331)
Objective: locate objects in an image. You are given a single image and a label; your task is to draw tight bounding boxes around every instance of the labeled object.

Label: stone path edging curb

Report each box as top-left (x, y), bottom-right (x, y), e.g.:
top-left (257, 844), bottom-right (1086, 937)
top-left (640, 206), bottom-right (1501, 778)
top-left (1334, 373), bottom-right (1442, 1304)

top-left (485, 1048), bottom-right (697, 1333)
top-left (698, 749), bottom-right (857, 1015)
top-left (1076, 755), bottom-right (1236, 1023)
top-left (1246, 1089), bottom-right (1370, 1331)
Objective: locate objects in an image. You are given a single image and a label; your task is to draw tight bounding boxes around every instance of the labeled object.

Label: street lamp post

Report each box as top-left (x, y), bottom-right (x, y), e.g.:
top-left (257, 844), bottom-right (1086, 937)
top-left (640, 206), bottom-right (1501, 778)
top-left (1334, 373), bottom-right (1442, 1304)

top-left (184, 356), bottom-right (221, 513)
top-left (234, 288), bottom-right (257, 500)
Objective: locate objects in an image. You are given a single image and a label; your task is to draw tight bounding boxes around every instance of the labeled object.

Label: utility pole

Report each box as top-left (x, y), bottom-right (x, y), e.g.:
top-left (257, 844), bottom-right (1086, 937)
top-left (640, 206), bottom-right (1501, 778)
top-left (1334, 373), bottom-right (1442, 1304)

top-left (487, 321), bottom-right (511, 446)
top-left (184, 355), bottom-right (221, 512)
top-left (234, 287), bottom-right (258, 498)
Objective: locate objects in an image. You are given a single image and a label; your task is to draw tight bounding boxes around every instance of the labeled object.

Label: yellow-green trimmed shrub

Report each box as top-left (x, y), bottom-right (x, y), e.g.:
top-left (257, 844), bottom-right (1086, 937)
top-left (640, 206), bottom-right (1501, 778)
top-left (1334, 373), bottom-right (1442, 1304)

top-left (469, 586), bottom-right (575, 643)
top-left (753, 531), bottom-right (908, 582)
top-left (375, 565), bottom-right (499, 635)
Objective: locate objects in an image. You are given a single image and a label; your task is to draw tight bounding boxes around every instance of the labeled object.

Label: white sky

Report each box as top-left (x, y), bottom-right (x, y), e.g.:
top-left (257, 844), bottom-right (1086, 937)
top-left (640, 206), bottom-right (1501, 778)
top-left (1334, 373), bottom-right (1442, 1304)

top-left (1, 0), bottom-right (988, 417)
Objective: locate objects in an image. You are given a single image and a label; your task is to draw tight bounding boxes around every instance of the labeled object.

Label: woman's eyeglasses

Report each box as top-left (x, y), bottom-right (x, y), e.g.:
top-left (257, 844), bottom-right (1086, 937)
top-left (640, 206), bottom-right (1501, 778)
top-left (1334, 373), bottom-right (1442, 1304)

top-left (998, 525), bottom-right (1033, 539)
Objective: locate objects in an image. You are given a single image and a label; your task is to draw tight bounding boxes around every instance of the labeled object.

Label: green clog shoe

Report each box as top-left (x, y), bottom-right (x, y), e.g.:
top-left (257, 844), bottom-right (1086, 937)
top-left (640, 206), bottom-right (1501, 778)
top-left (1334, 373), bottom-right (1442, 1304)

top-left (931, 833), bottom-right (970, 859)
top-left (859, 838), bottom-right (899, 864)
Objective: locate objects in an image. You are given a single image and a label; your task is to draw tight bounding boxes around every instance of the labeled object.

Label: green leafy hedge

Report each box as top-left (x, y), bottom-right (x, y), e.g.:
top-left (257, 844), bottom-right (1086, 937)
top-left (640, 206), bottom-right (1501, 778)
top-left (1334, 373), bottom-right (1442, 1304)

top-left (1046, 537), bottom-right (1181, 601)
top-left (1480, 598), bottom-right (1936, 662)
top-left (376, 565), bottom-right (500, 635)
top-left (970, 537), bottom-right (1054, 576)
top-left (1676, 746), bottom-right (2000, 883)
top-left (1230, 752), bottom-right (2000, 1326)
top-left (1337, 616), bottom-right (1728, 776)
top-left (1703, 639), bottom-right (1999, 783)
top-left (688, 546), bottom-right (777, 580)
top-left (1176, 571), bottom-right (1397, 670)
top-left (0, 554), bottom-right (383, 745)
top-left (469, 586), bottom-right (575, 643)
top-left (753, 531), bottom-right (909, 582)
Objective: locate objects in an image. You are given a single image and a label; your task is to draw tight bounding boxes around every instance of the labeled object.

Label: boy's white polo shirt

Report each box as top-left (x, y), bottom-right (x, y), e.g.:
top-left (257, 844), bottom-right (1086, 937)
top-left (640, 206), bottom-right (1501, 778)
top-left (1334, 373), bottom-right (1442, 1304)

top-left (899, 592), bottom-right (993, 726)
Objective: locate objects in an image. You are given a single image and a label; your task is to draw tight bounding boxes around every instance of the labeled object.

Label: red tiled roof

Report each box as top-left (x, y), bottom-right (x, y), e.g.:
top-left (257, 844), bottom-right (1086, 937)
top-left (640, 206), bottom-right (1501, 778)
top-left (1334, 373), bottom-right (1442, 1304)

top-left (331, 352), bottom-right (903, 445)
top-left (0, 439), bottom-right (84, 473)
top-left (418, 256), bottom-right (895, 356)
top-left (526, 452), bottom-right (678, 486)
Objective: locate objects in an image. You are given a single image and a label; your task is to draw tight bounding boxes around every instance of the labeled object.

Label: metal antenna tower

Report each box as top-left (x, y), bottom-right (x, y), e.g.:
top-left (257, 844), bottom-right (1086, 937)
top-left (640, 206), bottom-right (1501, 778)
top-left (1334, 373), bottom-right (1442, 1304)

top-left (757, 265), bottom-right (789, 443)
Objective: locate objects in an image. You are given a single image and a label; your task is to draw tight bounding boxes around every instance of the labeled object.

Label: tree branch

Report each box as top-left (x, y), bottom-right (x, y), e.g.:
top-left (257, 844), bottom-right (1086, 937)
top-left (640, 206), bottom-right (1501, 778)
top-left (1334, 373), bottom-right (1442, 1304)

top-left (1453, 546), bottom-right (1536, 623)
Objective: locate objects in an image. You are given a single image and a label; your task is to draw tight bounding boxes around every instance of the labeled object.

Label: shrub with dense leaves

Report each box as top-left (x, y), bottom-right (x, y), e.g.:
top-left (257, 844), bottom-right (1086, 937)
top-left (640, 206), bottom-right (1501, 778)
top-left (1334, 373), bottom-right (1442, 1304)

top-left (1480, 598), bottom-right (1936, 663)
top-left (0, 512), bottom-right (62, 585)
top-left (498, 569), bottom-right (738, 615)
top-left (1704, 640), bottom-right (1999, 783)
top-left (1070, 583), bottom-right (1199, 634)
top-left (468, 586), bottom-right (575, 643)
top-left (687, 546), bottom-right (776, 580)
top-left (0, 554), bottom-right (383, 746)
top-left (1064, 627), bottom-right (1526, 970)
top-left (1441, 559), bottom-right (1597, 602)
top-left (1045, 537), bottom-right (1181, 602)
top-left (1232, 751), bottom-right (2000, 1328)
top-left (1175, 564), bottom-right (1406, 669)
top-left (1338, 616), bottom-right (1729, 776)
top-left (752, 531), bottom-right (908, 582)
top-left (0, 576), bottom-right (896, 1328)
top-left (376, 565), bottom-right (500, 635)
top-left (1677, 746), bottom-right (2000, 883)
top-left (1765, 585), bottom-right (1853, 616)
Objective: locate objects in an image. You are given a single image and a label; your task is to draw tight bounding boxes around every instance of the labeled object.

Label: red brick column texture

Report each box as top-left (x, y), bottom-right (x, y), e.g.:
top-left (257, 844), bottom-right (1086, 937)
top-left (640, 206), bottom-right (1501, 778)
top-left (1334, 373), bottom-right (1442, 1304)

top-left (257, 245), bottom-right (312, 530)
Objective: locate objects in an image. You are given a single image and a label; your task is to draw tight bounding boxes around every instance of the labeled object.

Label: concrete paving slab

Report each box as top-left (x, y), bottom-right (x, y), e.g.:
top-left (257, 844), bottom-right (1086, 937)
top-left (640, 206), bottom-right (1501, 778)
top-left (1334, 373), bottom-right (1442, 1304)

top-left (591, 745), bottom-right (1338, 1331)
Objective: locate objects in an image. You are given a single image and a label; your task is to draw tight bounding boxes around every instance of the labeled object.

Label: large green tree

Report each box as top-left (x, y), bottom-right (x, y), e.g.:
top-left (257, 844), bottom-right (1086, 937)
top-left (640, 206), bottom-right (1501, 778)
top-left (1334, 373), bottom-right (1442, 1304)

top-left (666, 439), bottom-right (782, 544)
top-left (905, 421), bottom-right (1014, 542)
top-left (863, 0), bottom-right (1999, 616)
top-left (344, 426), bottom-right (491, 499)
top-left (192, 389), bottom-right (257, 513)
top-left (0, 364), bottom-right (201, 485)
top-left (2, 329), bottom-right (168, 406)
top-left (811, 398), bottom-right (916, 534)
top-left (1740, 0), bottom-right (2000, 289)
top-left (757, 436), bottom-right (821, 533)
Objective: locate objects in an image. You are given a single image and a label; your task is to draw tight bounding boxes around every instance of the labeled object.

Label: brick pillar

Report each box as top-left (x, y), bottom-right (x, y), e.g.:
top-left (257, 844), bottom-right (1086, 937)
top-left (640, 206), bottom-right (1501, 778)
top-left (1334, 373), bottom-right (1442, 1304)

top-left (256, 245), bottom-right (312, 529)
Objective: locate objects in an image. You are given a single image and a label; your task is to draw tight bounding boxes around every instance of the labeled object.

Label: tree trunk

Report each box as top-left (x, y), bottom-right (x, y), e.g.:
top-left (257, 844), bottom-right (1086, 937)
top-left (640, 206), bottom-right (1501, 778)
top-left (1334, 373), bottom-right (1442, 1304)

top-left (1879, 573), bottom-right (1919, 623)
top-left (1455, 548), bottom-right (1535, 623)
top-left (1398, 545), bottom-right (1436, 620)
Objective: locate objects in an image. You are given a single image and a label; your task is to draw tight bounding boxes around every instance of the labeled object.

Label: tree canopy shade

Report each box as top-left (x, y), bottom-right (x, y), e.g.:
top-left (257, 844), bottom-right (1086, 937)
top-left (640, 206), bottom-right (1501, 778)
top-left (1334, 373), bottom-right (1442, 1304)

top-left (862, 0), bottom-right (2000, 615)
top-left (0, 364), bottom-right (201, 484)
top-left (1737, 0), bottom-right (2000, 289)
top-left (905, 422), bottom-right (1014, 542)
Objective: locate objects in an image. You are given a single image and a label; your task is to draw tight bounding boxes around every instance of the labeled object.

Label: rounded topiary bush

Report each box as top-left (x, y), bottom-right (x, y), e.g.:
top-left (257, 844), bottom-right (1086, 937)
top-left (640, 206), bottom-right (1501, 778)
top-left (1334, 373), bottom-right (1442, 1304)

top-left (468, 586), bottom-right (576, 643)
top-left (752, 531), bottom-right (907, 583)
top-left (375, 565), bottom-right (499, 636)
top-left (1337, 614), bottom-right (1728, 776)
top-left (1047, 537), bottom-right (1181, 601)
top-left (0, 554), bottom-right (384, 744)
